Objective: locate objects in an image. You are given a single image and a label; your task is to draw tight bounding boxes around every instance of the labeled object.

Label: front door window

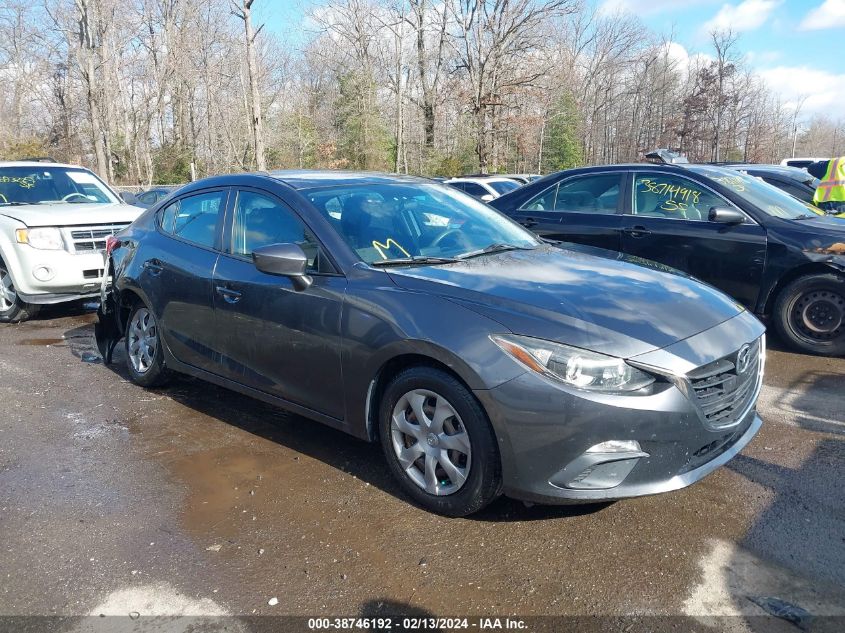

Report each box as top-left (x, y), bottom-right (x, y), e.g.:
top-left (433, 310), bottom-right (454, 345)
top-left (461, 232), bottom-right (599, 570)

top-left (631, 174), bottom-right (726, 222)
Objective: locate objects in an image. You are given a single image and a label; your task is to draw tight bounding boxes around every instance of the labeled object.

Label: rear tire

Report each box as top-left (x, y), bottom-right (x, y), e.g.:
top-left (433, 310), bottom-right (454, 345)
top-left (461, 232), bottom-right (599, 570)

top-left (378, 366), bottom-right (502, 517)
top-left (125, 300), bottom-right (171, 387)
top-left (773, 273), bottom-right (845, 356)
top-left (0, 263), bottom-right (40, 323)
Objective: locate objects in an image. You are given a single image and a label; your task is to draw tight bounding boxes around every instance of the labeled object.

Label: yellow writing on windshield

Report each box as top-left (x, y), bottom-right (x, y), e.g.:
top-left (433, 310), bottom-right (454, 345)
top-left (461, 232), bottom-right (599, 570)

top-left (0, 176), bottom-right (36, 189)
top-left (373, 238), bottom-right (410, 259)
top-left (713, 175), bottom-right (746, 192)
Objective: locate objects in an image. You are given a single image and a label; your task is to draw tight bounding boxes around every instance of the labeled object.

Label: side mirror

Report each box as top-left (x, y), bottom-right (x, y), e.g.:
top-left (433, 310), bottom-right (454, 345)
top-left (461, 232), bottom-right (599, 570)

top-left (480, 194), bottom-right (495, 203)
top-left (252, 243), bottom-right (313, 290)
top-left (120, 191), bottom-right (138, 205)
top-left (709, 207), bottom-right (745, 224)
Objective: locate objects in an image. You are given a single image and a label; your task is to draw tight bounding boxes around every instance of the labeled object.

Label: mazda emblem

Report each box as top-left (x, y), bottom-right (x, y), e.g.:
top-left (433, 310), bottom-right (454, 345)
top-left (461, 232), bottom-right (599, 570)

top-left (736, 344), bottom-right (752, 374)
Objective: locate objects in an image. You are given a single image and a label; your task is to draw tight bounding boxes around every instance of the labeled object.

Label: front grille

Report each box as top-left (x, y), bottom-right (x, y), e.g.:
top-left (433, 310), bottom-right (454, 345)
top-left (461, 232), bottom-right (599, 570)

top-left (68, 224), bottom-right (129, 253)
top-left (687, 337), bottom-right (762, 429)
top-left (82, 269), bottom-right (103, 280)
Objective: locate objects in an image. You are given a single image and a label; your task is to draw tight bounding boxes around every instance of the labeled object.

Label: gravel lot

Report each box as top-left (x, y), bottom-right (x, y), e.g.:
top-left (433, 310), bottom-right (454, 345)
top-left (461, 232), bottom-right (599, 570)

top-left (0, 303), bottom-right (843, 630)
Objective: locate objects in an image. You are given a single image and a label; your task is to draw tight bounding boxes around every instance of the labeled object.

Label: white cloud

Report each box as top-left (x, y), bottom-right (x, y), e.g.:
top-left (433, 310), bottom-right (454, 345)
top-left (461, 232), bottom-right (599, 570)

top-left (703, 0), bottom-right (782, 33)
top-left (661, 41), bottom-right (714, 75)
top-left (800, 0), bottom-right (845, 30)
top-left (759, 65), bottom-right (845, 116)
top-left (599, 0), bottom-right (716, 15)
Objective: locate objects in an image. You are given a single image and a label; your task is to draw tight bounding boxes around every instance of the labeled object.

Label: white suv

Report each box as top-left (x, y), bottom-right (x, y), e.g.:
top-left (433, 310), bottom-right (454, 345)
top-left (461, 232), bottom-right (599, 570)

top-left (0, 161), bottom-right (143, 322)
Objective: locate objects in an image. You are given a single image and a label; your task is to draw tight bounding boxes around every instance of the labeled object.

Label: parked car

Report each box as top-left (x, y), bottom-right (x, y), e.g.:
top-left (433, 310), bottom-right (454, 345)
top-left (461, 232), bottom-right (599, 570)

top-left (134, 186), bottom-right (178, 208)
top-left (717, 163), bottom-right (819, 205)
top-left (0, 161), bottom-right (143, 322)
top-left (780, 157), bottom-right (828, 170)
top-left (96, 170), bottom-right (764, 516)
top-left (445, 176), bottom-right (521, 201)
top-left (492, 163), bottom-right (845, 356)
top-left (462, 173), bottom-right (541, 185)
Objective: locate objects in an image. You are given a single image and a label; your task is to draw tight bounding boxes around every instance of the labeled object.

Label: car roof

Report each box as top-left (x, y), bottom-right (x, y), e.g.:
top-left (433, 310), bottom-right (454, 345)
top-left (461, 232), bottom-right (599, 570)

top-left (446, 176), bottom-right (517, 183)
top-left (0, 161), bottom-right (93, 170)
top-left (266, 169), bottom-right (431, 190)
top-left (717, 163), bottom-right (815, 182)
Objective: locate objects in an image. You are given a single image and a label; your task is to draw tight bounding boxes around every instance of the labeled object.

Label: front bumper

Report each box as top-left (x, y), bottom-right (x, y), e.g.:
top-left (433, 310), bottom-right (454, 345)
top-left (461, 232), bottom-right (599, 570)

top-left (476, 314), bottom-right (765, 504)
top-left (10, 247), bottom-right (106, 304)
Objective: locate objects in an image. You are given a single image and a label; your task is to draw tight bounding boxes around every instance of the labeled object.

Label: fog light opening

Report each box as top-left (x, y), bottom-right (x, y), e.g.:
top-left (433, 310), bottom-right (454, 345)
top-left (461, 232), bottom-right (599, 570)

top-left (586, 440), bottom-right (642, 454)
top-left (32, 266), bottom-right (55, 282)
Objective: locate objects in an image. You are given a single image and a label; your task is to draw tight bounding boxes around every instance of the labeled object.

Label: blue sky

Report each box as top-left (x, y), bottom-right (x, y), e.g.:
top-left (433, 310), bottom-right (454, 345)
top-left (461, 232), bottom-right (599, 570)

top-left (257, 0), bottom-right (845, 117)
top-left (598, 0), bottom-right (845, 115)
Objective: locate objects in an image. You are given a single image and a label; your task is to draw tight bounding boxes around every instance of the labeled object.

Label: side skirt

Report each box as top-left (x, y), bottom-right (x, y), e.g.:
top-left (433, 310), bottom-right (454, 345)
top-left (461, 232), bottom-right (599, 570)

top-left (163, 355), bottom-right (365, 441)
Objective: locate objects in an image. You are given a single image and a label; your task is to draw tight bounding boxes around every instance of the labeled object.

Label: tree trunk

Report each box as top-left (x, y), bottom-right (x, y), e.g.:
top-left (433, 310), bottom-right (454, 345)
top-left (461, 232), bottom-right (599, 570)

top-left (240, 0), bottom-right (266, 171)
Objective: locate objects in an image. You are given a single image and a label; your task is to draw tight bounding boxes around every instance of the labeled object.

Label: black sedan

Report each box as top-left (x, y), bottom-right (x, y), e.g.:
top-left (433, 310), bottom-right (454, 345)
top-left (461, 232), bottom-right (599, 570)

top-left (492, 164), bottom-right (845, 356)
top-left (96, 171), bottom-right (764, 516)
top-left (718, 164), bottom-right (819, 205)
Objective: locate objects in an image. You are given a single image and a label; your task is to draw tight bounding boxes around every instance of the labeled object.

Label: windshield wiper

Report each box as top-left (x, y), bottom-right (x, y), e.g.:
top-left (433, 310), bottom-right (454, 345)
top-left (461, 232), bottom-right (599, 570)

top-left (0, 201), bottom-right (31, 206)
top-left (456, 243), bottom-right (534, 260)
top-left (371, 255), bottom-right (459, 267)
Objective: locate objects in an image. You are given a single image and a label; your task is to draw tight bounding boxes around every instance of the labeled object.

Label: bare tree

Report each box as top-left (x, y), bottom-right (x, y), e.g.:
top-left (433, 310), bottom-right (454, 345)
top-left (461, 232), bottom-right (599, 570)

top-left (450, 0), bottom-right (576, 172)
top-left (231, 0), bottom-right (266, 170)
top-left (710, 29), bottom-right (739, 162)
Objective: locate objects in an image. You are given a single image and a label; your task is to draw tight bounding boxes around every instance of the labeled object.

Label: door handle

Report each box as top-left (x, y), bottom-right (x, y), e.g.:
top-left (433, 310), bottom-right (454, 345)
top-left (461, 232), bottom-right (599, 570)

top-left (143, 259), bottom-right (163, 275)
top-left (622, 226), bottom-right (652, 238)
top-left (520, 218), bottom-right (539, 228)
top-left (215, 285), bottom-right (242, 304)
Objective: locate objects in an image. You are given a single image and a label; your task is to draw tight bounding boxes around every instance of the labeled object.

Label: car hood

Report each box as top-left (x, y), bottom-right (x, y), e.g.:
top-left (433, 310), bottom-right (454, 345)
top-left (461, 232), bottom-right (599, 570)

top-left (387, 244), bottom-right (746, 358)
top-left (0, 202), bottom-right (143, 227)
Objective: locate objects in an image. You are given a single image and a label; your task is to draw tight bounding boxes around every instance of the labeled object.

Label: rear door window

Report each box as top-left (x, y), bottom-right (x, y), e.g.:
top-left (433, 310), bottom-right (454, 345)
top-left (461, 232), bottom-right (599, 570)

top-left (555, 174), bottom-right (621, 214)
top-left (159, 190), bottom-right (227, 249)
top-left (520, 183), bottom-right (559, 212)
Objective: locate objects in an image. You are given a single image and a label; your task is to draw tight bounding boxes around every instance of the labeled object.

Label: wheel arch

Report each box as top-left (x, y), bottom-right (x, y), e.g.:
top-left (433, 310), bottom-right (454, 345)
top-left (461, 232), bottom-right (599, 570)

top-left (362, 351), bottom-right (482, 443)
top-left (762, 262), bottom-right (845, 317)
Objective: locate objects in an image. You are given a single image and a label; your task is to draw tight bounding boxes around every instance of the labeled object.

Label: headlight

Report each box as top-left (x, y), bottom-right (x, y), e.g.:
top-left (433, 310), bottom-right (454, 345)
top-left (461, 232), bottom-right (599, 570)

top-left (491, 334), bottom-right (655, 393)
top-left (15, 227), bottom-right (64, 250)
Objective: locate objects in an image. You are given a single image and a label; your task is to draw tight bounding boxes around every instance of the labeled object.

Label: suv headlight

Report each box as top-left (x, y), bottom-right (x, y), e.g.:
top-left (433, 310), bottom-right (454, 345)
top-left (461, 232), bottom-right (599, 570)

top-left (491, 334), bottom-right (655, 393)
top-left (15, 227), bottom-right (64, 250)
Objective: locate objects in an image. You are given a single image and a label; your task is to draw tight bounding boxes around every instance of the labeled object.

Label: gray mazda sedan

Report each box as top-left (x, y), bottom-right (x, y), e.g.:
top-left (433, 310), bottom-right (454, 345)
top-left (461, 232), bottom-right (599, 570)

top-left (96, 171), bottom-right (765, 516)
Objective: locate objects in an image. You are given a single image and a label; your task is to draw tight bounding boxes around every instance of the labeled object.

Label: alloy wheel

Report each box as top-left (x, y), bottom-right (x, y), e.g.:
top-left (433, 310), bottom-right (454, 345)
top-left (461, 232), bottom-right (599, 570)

top-left (390, 389), bottom-right (472, 496)
top-left (127, 308), bottom-right (158, 374)
top-left (0, 267), bottom-right (16, 311)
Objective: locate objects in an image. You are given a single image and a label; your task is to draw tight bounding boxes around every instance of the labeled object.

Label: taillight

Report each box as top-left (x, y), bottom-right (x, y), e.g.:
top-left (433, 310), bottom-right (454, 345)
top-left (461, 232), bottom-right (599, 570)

top-left (105, 236), bottom-right (120, 257)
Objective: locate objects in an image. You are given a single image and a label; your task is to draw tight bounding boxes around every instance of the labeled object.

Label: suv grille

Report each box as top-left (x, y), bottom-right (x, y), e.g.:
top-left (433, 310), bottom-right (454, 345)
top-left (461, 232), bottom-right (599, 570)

top-left (687, 337), bottom-right (762, 429)
top-left (68, 224), bottom-right (129, 253)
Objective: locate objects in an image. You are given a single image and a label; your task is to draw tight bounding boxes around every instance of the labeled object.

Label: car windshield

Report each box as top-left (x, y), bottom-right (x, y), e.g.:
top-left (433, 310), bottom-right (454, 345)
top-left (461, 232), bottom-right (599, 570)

top-left (688, 165), bottom-right (822, 219)
top-left (305, 182), bottom-right (539, 264)
top-left (487, 180), bottom-right (520, 195)
top-left (0, 166), bottom-right (118, 206)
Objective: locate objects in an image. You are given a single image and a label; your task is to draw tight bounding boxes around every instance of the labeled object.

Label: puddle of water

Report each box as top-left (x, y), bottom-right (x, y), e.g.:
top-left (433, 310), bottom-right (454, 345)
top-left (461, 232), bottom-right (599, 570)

top-left (18, 338), bottom-right (67, 346)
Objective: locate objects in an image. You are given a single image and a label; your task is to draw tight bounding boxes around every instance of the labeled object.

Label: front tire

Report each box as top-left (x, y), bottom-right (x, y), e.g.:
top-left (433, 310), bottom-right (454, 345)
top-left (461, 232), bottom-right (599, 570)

top-left (125, 301), bottom-right (171, 387)
top-left (0, 263), bottom-right (40, 323)
top-left (379, 366), bottom-right (502, 517)
top-left (774, 273), bottom-right (845, 356)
